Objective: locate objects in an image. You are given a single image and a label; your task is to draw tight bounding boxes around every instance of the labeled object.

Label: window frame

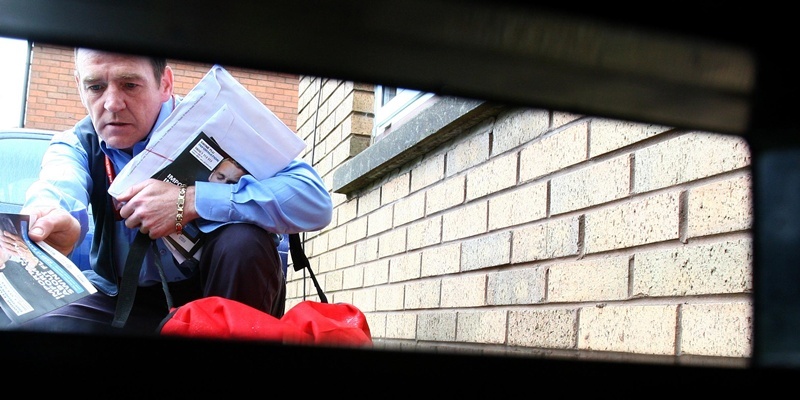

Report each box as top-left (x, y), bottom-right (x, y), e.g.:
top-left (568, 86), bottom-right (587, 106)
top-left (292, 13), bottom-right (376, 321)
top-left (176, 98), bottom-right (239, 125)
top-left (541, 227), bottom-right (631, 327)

top-left (372, 86), bottom-right (435, 141)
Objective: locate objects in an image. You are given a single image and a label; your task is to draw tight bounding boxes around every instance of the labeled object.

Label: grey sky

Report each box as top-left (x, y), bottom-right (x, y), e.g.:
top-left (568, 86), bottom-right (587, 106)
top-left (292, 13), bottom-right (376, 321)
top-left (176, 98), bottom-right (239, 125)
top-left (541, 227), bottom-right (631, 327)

top-left (0, 37), bottom-right (29, 129)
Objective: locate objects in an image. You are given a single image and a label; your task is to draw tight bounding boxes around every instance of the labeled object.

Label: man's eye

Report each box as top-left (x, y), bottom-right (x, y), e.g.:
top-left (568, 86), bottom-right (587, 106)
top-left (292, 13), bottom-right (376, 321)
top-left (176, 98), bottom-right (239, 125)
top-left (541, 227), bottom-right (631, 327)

top-left (86, 85), bottom-right (103, 91)
top-left (124, 83), bottom-right (138, 89)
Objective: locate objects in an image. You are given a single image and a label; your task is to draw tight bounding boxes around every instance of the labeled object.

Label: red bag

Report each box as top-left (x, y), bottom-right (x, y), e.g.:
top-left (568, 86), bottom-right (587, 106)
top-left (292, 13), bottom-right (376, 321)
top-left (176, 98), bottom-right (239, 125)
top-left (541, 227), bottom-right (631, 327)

top-left (159, 296), bottom-right (372, 346)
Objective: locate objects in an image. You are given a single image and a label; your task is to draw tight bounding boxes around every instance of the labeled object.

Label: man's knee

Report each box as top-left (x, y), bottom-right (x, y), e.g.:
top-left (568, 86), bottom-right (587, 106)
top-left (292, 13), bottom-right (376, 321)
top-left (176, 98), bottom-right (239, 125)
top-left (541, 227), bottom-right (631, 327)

top-left (204, 224), bottom-right (280, 269)
top-left (208, 224), bottom-right (273, 251)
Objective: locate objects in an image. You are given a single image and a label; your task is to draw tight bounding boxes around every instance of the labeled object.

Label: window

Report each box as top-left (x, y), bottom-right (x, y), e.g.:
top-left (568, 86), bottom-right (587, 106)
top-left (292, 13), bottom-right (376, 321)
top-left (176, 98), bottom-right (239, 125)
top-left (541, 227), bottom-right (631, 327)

top-left (372, 85), bottom-right (434, 141)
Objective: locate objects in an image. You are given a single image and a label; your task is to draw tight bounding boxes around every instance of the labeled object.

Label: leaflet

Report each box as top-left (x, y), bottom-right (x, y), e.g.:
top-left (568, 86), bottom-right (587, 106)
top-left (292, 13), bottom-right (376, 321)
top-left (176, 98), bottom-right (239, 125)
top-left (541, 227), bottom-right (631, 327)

top-left (0, 212), bottom-right (97, 326)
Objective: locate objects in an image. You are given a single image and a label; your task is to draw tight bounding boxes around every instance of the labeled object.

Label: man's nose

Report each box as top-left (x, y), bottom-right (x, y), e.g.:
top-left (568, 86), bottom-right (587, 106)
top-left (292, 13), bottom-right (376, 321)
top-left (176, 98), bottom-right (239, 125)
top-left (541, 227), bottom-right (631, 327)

top-left (104, 87), bottom-right (126, 112)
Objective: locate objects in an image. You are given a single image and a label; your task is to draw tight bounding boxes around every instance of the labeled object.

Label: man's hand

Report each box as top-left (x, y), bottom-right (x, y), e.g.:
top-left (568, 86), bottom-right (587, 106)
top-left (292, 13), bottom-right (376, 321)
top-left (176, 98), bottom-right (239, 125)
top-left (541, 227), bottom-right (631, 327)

top-left (116, 179), bottom-right (197, 239)
top-left (23, 207), bottom-right (82, 257)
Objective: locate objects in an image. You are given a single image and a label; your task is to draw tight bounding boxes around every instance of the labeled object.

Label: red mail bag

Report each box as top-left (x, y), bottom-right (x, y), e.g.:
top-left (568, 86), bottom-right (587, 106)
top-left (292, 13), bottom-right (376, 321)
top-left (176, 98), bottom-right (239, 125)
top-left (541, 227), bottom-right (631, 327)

top-left (159, 296), bottom-right (372, 346)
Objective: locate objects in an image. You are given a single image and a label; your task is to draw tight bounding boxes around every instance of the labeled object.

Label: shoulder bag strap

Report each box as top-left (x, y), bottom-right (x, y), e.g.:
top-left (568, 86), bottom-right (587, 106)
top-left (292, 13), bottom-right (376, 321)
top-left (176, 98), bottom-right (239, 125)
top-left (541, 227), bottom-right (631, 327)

top-left (112, 232), bottom-right (173, 328)
top-left (289, 233), bottom-right (327, 303)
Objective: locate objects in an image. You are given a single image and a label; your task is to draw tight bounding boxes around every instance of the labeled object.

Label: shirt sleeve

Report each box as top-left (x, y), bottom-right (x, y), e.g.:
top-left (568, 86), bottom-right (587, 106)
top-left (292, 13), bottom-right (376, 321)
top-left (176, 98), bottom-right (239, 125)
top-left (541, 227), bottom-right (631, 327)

top-left (194, 158), bottom-right (332, 234)
top-left (23, 129), bottom-right (93, 243)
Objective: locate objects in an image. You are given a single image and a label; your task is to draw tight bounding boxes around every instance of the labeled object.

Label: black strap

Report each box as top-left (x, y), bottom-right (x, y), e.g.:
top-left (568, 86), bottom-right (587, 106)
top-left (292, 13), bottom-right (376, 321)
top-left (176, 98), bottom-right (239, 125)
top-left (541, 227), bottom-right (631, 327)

top-left (289, 233), bottom-right (327, 303)
top-left (113, 231), bottom-right (174, 328)
top-left (112, 231), bottom-right (152, 328)
top-left (152, 242), bottom-right (173, 311)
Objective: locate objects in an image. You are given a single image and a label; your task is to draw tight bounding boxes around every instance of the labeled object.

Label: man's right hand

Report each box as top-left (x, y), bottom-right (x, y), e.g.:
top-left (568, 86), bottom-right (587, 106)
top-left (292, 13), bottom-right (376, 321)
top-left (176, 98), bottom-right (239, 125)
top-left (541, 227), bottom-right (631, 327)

top-left (22, 207), bottom-right (81, 257)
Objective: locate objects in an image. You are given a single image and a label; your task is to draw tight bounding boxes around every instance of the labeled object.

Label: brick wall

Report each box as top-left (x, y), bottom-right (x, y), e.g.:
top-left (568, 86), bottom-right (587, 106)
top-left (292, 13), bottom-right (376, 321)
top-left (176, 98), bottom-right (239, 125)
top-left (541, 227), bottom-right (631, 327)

top-left (24, 45), bottom-right (85, 130)
top-left (23, 43), bottom-right (298, 131)
top-left (289, 78), bottom-right (753, 366)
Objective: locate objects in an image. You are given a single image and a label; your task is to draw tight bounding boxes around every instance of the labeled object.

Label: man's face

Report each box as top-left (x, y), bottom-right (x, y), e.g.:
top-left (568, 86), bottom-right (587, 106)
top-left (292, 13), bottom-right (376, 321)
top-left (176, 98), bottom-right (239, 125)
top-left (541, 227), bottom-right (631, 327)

top-left (209, 159), bottom-right (246, 184)
top-left (74, 50), bottom-right (173, 152)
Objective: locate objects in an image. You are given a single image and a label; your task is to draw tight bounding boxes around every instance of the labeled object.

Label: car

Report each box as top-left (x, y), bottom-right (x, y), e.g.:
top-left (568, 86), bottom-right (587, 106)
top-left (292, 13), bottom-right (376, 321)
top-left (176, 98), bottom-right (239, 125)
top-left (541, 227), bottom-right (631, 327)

top-left (0, 127), bottom-right (93, 270)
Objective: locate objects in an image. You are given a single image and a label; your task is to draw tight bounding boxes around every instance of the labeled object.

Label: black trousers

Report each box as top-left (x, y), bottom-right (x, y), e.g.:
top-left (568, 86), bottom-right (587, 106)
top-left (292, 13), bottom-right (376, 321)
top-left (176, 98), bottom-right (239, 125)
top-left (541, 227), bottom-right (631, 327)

top-left (12, 224), bottom-right (285, 336)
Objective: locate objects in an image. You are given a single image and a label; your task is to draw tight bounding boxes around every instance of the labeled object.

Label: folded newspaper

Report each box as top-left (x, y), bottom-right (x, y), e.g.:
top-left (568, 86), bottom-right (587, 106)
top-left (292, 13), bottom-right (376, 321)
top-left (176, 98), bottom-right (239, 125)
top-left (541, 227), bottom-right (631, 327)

top-left (0, 212), bottom-right (97, 326)
top-left (108, 65), bottom-right (305, 262)
top-left (151, 131), bottom-right (234, 260)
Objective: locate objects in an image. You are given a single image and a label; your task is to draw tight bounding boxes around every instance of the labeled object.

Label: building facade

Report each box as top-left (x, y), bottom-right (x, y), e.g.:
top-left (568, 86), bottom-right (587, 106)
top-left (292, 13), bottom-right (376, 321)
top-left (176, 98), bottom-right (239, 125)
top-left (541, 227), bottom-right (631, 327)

top-left (23, 43), bottom-right (299, 131)
top-left (291, 77), bottom-right (752, 366)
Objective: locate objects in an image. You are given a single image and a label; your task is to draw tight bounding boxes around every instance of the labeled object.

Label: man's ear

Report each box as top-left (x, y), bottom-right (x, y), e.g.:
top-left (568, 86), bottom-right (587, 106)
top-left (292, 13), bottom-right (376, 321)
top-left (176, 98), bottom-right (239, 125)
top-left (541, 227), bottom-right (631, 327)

top-left (74, 73), bottom-right (89, 109)
top-left (160, 65), bottom-right (175, 102)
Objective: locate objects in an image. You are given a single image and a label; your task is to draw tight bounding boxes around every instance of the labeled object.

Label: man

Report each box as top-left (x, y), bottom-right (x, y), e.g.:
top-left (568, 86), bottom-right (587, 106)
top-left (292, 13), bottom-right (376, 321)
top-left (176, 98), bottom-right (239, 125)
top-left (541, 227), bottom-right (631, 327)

top-left (16, 48), bottom-right (332, 335)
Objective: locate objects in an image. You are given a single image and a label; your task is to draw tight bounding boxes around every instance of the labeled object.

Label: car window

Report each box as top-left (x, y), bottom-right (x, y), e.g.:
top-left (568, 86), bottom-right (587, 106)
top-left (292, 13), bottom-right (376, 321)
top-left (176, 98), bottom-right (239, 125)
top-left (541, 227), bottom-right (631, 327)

top-left (0, 135), bottom-right (50, 213)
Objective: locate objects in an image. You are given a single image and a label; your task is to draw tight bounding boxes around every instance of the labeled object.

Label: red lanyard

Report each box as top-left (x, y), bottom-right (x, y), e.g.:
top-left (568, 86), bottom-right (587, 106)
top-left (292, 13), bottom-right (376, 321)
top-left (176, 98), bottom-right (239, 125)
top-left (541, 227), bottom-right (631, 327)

top-left (105, 155), bottom-right (123, 220)
top-left (104, 154), bottom-right (116, 186)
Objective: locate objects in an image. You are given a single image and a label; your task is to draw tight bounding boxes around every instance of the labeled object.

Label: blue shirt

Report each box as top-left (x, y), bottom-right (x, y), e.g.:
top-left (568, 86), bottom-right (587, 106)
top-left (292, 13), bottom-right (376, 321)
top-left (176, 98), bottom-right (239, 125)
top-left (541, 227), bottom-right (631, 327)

top-left (24, 97), bottom-right (332, 292)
